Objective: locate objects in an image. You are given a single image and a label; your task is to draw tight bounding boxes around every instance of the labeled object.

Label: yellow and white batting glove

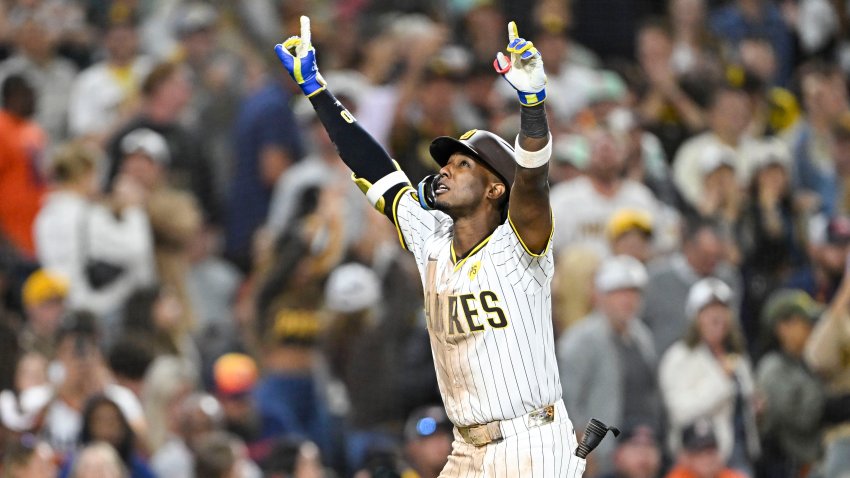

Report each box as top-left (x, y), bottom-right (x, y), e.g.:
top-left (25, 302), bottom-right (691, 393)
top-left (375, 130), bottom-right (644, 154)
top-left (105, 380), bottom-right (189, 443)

top-left (274, 16), bottom-right (327, 97)
top-left (493, 21), bottom-right (547, 106)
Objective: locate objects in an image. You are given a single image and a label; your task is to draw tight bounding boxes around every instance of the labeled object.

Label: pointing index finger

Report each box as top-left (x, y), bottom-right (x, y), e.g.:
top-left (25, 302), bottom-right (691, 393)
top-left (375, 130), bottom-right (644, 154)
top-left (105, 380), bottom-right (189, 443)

top-left (508, 21), bottom-right (518, 42)
top-left (300, 16), bottom-right (311, 47)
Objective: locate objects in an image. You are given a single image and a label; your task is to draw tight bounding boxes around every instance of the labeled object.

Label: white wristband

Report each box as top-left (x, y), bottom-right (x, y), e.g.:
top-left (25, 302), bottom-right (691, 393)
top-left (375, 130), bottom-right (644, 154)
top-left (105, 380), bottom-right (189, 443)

top-left (514, 134), bottom-right (552, 169)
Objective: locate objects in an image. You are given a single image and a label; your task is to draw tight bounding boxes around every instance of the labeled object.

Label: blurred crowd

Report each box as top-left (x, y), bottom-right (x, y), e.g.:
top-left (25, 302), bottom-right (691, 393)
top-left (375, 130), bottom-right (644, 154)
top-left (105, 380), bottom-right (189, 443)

top-left (1, 0), bottom-right (850, 477)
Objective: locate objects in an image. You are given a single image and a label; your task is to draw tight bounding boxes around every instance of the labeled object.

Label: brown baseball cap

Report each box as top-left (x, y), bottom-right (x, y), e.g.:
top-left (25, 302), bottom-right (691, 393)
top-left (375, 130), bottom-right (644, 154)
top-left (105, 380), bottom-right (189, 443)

top-left (430, 129), bottom-right (516, 188)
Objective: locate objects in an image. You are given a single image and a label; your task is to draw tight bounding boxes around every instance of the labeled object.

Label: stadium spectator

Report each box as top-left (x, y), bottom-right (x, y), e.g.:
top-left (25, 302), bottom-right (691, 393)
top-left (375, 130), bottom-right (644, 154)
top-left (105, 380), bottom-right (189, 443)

top-left (0, 74), bottom-right (46, 260)
top-left (258, 436), bottom-right (324, 478)
top-left (40, 312), bottom-right (146, 456)
top-left (549, 133), bottom-right (590, 185)
top-left (265, 96), bottom-right (366, 246)
top-left (755, 289), bottom-right (825, 478)
top-left (107, 335), bottom-right (155, 400)
top-left (19, 269), bottom-right (68, 358)
top-left (559, 255), bottom-right (661, 475)
top-left (225, 65), bottom-right (304, 271)
top-left (212, 353), bottom-right (262, 450)
top-left (805, 253), bottom-right (850, 478)
top-left (105, 61), bottom-right (219, 224)
top-left (642, 217), bottom-right (742, 354)
top-left (664, 419), bottom-right (747, 478)
top-left (607, 209), bottom-right (655, 264)
top-left (173, 2), bottom-right (244, 203)
top-left (735, 140), bottom-right (805, 348)
top-left (402, 406), bottom-right (452, 478)
top-left (709, 0), bottom-right (794, 84)
top-left (672, 84), bottom-right (756, 212)
top-left (68, 442), bottom-right (127, 478)
top-left (34, 141), bottom-right (155, 322)
top-left (551, 127), bottom-right (660, 258)
top-left (390, 54), bottom-right (470, 185)
top-left (1, 434), bottom-right (57, 478)
top-left (597, 422), bottom-right (662, 478)
top-left (789, 61), bottom-right (849, 216)
top-left (143, 355), bottom-right (197, 478)
top-left (67, 11), bottom-right (150, 143)
top-left (659, 278), bottom-right (759, 476)
top-left (0, 9), bottom-right (76, 142)
top-left (636, 18), bottom-right (707, 153)
top-left (58, 394), bottom-right (154, 478)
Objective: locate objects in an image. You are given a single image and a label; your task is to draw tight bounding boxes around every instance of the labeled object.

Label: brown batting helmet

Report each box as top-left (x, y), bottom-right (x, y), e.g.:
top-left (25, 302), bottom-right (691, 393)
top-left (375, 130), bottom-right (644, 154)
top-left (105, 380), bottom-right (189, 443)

top-left (429, 129), bottom-right (516, 188)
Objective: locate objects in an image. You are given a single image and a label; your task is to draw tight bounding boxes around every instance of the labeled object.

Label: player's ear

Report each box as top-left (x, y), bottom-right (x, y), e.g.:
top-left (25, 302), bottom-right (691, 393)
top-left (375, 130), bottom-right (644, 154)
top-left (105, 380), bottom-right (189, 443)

top-left (487, 182), bottom-right (506, 201)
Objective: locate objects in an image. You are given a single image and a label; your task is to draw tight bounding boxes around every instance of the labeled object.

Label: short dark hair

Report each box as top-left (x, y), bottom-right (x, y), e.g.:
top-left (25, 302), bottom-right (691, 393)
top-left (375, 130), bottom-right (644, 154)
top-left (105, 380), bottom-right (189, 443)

top-left (108, 335), bottom-right (155, 381)
top-left (1, 75), bottom-right (32, 105)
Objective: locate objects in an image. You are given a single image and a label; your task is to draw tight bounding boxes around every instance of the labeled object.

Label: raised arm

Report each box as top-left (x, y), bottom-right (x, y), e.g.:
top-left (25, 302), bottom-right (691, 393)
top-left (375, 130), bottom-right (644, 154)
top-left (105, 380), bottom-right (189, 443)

top-left (494, 22), bottom-right (553, 254)
top-left (274, 17), bottom-right (410, 220)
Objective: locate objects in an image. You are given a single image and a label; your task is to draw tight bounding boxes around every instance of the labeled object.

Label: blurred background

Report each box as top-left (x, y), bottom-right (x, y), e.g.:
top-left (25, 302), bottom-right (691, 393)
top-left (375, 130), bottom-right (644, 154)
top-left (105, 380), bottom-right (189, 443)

top-left (0, 0), bottom-right (850, 477)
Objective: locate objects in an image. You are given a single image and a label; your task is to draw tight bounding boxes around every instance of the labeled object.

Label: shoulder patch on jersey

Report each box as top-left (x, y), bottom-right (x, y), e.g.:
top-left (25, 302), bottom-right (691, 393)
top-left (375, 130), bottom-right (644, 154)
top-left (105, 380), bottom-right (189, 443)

top-left (468, 261), bottom-right (481, 281)
top-left (459, 129), bottom-right (477, 140)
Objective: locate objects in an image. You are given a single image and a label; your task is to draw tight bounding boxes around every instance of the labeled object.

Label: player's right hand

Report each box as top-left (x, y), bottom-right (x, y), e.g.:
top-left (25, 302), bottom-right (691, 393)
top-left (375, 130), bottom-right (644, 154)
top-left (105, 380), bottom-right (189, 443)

top-left (493, 21), bottom-right (547, 106)
top-left (274, 16), bottom-right (327, 97)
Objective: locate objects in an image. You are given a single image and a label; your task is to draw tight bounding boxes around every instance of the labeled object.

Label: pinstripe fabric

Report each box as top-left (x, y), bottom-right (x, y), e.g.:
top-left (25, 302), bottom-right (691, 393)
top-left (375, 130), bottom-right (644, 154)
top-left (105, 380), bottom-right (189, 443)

top-left (439, 419), bottom-right (585, 477)
top-left (394, 190), bottom-right (580, 476)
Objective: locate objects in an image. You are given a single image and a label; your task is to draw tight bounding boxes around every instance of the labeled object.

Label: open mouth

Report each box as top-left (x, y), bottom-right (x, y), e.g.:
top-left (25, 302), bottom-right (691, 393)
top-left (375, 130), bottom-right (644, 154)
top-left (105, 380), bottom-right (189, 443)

top-left (435, 182), bottom-right (449, 195)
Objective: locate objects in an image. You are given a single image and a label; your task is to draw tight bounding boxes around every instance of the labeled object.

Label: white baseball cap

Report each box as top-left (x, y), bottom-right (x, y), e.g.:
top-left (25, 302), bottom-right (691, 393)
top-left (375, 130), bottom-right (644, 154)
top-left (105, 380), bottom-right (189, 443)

top-left (685, 277), bottom-right (734, 318)
top-left (324, 263), bottom-right (381, 313)
top-left (121, 128), bottom-right (170, 165)
top-left (698, 143), bottom-right (736, 176)
top-left (595, 255), bottom-right (648, 293)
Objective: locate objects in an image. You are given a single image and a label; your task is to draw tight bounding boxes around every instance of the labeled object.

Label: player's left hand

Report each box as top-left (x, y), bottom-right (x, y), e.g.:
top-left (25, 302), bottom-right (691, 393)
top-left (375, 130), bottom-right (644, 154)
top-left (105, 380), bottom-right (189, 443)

top-left (493, 21), bottom-right (547, 106)
top-left (274, 16), bottom-right (327, 97)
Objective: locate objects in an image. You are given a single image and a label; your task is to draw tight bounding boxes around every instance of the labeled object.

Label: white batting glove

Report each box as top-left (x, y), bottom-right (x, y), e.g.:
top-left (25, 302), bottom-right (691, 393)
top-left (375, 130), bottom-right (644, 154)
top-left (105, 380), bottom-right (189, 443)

top-left (493, 21), bottom-right (547, 106)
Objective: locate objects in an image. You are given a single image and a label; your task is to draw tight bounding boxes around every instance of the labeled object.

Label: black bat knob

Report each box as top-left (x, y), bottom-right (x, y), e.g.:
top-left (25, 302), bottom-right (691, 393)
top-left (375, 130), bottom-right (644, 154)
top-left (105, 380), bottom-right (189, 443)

top-left (575, 418), bottom-right (620, 459)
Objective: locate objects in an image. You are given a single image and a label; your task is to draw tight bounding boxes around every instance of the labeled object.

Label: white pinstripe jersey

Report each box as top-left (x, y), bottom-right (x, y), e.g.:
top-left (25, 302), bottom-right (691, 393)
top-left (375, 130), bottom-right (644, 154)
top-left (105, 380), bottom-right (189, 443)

top-left (393, 188), bottom-right (563, 427)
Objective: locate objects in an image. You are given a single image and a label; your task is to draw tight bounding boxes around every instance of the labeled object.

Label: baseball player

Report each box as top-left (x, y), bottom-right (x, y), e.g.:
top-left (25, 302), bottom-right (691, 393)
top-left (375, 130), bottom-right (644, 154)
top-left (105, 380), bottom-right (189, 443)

top-left (275, 17), bottom-right (586, 477)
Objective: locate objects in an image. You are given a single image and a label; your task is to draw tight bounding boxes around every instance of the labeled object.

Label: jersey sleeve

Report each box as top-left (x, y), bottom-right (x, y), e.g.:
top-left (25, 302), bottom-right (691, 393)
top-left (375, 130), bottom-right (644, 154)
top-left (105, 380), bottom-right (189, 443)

top-left (391, 188), bottom-right (450, 264)
top-left (490, 218), bottom-right (555, 294)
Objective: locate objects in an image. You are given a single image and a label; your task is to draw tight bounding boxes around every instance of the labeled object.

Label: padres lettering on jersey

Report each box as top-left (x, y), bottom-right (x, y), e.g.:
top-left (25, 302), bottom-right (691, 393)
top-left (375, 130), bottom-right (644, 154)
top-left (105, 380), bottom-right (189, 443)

top-left (393, 189), bottom-right (562, 427)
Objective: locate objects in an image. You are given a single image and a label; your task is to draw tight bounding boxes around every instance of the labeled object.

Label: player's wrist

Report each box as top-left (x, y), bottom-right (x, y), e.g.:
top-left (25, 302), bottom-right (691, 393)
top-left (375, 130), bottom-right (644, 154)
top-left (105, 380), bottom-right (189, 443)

top-left (301, 76), bottom-right (327, 97)
top-left (516, 88), bottom-right (546, 106)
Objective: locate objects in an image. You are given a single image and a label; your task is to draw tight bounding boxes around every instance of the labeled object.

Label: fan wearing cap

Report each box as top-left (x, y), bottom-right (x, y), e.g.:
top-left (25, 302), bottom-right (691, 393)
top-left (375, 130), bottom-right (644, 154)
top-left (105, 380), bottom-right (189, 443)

top-left (558, 255), bottom-right (662, 476)
top-left (19, 269), bottom-right (69, 358)
top-left (659, 278), bottom-right (759, 476)
top-left (607, 209), bottom-right (655, 264)
top-left (665, 419), bottom-right (746, 478)
top-left (755, 289), bottom-right (825, 477)
top-left (402, 406), bottom-right (453, 478)
top-left (692, 143), bottom-right (740, 225)
top-left (276, 16), bottom-right (586, 477)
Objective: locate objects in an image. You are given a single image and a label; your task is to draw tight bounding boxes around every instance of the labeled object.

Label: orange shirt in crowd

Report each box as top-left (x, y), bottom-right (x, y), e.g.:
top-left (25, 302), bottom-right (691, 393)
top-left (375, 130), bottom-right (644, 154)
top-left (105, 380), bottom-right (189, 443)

top-left (0, 109), bottom-right (46, 258)
top-left (665, 465), bottom-right (747, 478)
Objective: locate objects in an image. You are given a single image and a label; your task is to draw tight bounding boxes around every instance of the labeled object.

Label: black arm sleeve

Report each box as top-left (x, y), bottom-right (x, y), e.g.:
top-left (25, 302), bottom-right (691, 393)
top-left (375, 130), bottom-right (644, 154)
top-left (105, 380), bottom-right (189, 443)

top-left (309, 90), bottom-right (397, 184)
